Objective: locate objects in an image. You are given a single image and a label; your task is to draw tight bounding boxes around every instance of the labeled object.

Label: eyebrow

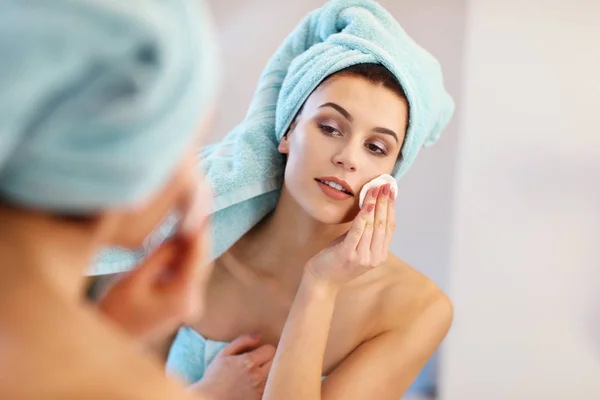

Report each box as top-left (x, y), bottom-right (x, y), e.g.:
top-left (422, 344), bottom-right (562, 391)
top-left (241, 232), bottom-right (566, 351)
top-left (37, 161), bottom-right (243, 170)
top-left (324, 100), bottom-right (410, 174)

top-left (373, 127), bottom-right (399, 143)
top-left (319, 102), bottom-right (353, 122)
top-left (319, 102), bottom-right (399, 143)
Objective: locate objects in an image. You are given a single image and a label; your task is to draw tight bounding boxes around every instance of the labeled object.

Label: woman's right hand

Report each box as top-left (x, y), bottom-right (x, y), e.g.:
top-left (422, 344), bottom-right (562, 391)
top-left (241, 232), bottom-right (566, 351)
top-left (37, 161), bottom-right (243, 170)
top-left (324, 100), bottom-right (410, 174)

top-left (304, 183), bottom-right (396, 290)
top-left (190, 333), bottom-right (275, 400)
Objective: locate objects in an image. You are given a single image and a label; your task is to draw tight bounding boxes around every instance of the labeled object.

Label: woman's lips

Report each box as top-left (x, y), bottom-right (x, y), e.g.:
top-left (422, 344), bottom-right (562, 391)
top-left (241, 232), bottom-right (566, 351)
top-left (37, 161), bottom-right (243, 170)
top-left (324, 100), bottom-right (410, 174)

top-left (316, 179), bottom-right (353, 201)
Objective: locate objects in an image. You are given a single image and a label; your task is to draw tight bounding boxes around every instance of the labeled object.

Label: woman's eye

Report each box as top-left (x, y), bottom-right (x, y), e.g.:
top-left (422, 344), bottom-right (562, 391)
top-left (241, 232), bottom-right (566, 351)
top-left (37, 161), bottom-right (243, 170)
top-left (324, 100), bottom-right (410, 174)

top-left (319, 123), bottom-right (341, 136)
top-left (366, 143), bottom-right (387, 156)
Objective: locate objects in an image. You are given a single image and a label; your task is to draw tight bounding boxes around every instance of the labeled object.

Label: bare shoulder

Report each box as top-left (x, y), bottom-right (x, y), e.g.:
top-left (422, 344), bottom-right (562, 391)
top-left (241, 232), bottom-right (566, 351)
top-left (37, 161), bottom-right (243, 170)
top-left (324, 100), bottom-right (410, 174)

top-left (0, 283), bottom-right (192, 400)
top-left (372, 254), bottom-right (453, 335)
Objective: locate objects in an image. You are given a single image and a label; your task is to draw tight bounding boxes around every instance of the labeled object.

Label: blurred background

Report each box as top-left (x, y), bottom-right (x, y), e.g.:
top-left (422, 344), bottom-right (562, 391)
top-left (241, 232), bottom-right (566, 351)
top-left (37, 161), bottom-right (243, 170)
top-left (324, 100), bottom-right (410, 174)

top-left (205, 0), bottom-right (600, 399)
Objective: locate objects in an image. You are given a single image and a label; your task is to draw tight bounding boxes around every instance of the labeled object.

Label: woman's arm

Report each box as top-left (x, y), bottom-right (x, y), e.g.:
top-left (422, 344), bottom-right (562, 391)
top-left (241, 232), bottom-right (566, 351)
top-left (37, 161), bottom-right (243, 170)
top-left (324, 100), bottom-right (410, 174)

top-left (0, 274), bottom-right (206, 400)
top-left (263, 271), bottom-right (338, 399)
top-left (264, 270), bottom-right (453, 400)
top-left (263, 184), bottom-right (453, 400)
top-left (262, 185), bottom-right (379, 400)
top-left (321, 291), bottom-right (452, 399)
top-left (263, 184), bottom-right (384, 400)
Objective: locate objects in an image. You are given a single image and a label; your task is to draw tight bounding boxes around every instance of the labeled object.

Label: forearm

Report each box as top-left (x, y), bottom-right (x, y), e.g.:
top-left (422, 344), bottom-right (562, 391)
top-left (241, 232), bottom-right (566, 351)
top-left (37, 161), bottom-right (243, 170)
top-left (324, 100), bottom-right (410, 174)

top-left (263, 271), bottom-right (338, 400)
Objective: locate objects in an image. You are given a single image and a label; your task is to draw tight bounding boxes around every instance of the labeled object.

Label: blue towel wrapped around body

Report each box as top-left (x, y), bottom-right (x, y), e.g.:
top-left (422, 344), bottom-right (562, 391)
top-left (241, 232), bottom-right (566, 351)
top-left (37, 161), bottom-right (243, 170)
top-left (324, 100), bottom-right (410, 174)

top-left (91, 0), bottom-right (454, 275)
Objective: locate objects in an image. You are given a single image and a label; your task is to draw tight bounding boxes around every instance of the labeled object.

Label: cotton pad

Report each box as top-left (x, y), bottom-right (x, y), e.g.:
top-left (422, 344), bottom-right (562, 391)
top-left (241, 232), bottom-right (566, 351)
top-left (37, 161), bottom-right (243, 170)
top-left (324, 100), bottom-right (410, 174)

top-left (359, 174), bottom-right (398, 209)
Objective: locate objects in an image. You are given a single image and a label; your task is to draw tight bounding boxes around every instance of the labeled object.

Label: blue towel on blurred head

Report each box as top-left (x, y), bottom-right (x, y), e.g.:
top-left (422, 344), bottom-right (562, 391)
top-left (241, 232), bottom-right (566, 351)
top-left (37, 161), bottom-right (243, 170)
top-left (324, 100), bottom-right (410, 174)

top-left (0, 0), bottom-right (218, 213)
top-left (91, 0), bottom-right (454, 275)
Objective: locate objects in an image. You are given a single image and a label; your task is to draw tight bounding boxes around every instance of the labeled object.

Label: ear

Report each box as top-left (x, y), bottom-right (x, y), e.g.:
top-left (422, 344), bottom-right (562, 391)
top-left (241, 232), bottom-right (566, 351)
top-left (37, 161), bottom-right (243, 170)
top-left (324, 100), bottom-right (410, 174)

top-left (278, 134), bottom-right (290, 155)
top-left (279, 118), bottom-right (299, 155)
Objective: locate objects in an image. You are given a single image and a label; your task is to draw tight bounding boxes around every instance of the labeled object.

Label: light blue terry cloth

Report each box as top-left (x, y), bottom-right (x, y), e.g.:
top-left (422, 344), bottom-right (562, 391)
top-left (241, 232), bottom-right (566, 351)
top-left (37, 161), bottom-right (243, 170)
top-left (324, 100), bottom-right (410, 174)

top-left (166, 326), bottom-right (228, 385)
top-left (0, 0), bottom-right (219, 213)
top-left (90, 0), bottom-right (454, 275)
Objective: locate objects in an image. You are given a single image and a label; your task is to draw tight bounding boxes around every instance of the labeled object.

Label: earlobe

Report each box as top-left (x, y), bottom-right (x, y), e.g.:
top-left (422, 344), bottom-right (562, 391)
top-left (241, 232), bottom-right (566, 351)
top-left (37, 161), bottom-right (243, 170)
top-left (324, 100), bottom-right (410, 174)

top-left (278, 135), bottom-right (290, 154)
top-left (279, 118), bottom-right (298, 155)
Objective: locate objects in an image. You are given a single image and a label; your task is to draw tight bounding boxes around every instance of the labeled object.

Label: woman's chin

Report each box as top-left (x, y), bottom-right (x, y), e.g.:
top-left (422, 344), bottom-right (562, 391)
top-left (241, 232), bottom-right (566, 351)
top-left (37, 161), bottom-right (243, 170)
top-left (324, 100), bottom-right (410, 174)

top-left (309, 201), bottom-right (358, 225)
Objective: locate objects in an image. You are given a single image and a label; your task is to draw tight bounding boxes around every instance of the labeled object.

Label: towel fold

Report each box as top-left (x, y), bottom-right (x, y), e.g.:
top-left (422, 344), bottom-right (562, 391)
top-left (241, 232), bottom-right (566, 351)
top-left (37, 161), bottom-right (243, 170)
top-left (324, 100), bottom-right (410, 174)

top-left (90, 0), bottom-right (454, 275)
top-left (0, 0), bottom-right (218, 213)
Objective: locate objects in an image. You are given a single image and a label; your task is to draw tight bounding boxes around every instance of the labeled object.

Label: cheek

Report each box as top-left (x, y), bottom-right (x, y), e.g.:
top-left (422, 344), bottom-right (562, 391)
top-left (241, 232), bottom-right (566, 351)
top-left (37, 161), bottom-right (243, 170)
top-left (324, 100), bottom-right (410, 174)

top-left (133, 184), bottom-right (183, 246)
top-left (289, 125), bottom-right (334, 166)
top-left (282, 128), bottom-right (322, 202)
top-left (285, 128), bottom-right (313, 173)
top-left (381, 157), bottom-right (398, 176)
top-left (363, 145), bottom-right (399, 177)
top-left (114, 158), bottom-right (199, 248)
top-left (289, 128), bottom-right (313, 159)
top-left (360, 160), bottom-right (397, 187)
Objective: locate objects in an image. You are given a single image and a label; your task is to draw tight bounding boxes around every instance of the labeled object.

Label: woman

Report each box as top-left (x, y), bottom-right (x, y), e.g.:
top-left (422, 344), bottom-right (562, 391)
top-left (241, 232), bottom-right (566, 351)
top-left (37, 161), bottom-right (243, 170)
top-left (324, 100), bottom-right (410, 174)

top-left (95, 1), bottom-right (456, 399)
top-left (194, 65), bottom-right (451, 400)
top-left (0, 1), bottom-right (220, 398)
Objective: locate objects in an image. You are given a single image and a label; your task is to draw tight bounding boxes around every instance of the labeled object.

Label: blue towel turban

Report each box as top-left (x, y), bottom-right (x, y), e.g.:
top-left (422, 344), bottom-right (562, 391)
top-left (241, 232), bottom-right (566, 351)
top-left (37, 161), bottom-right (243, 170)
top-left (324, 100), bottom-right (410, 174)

top-left (0, 0), bottom-right (219, 213)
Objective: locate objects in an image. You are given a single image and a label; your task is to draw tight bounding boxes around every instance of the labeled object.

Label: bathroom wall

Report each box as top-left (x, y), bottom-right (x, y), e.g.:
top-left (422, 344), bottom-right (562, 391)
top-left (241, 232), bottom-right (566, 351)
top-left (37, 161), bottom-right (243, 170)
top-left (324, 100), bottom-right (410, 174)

top-left (440, 1), bottom-right (600, 399)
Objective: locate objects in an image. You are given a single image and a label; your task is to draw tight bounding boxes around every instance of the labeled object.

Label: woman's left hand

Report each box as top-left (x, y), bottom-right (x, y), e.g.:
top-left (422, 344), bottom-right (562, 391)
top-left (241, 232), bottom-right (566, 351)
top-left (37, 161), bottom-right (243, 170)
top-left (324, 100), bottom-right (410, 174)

top-left (305, 183), bottom-right (396, 290)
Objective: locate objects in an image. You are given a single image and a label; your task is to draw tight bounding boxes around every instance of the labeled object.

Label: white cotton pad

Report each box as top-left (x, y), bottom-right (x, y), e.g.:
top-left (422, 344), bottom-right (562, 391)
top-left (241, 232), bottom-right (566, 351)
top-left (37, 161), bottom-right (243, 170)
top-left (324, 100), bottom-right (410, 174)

top-left (359, 174), bottom-right (398, 209)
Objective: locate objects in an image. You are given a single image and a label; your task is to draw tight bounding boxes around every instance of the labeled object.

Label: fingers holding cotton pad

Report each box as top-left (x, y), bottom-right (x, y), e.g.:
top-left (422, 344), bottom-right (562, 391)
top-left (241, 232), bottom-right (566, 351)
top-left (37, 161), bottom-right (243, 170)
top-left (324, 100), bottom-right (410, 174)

top-left (358, 174), bottom-right (398, 209)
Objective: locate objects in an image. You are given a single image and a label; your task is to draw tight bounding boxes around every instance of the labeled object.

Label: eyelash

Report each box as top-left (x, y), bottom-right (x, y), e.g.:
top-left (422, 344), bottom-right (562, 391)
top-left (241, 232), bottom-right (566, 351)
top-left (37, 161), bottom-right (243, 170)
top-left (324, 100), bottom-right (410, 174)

top-left (319, 124), bottom-right (340, 136)
top-left (318, 123), bottom-right (388, 157)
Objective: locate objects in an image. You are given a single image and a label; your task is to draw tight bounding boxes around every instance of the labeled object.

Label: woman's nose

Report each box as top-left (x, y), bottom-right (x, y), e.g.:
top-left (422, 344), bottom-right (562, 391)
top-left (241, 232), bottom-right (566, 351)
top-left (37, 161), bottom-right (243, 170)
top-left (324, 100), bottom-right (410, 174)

top-left (331, 144), bottom-right (359, 172)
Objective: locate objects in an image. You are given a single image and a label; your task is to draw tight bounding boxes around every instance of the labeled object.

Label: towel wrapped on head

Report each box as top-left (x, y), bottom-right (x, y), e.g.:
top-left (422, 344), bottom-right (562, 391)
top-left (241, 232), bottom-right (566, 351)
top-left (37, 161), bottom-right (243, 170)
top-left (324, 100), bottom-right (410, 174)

top-left (0, 0), bottom-right (218, 213)
top-left (91, 0), bottom-right (454, 275)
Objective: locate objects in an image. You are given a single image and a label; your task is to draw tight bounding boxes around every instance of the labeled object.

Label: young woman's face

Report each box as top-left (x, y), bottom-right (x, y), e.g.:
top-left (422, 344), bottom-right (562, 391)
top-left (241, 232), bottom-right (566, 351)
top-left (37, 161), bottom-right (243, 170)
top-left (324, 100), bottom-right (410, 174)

top-left (279, 74), bottom-right (408, 224)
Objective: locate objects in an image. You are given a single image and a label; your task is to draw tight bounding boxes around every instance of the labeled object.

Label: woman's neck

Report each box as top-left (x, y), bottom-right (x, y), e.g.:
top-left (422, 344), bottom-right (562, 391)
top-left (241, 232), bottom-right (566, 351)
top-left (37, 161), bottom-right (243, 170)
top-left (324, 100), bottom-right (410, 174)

top-left (0, 207), bottom-right (100, 302)
top-left (231, 186), bottom-right (351, 281)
